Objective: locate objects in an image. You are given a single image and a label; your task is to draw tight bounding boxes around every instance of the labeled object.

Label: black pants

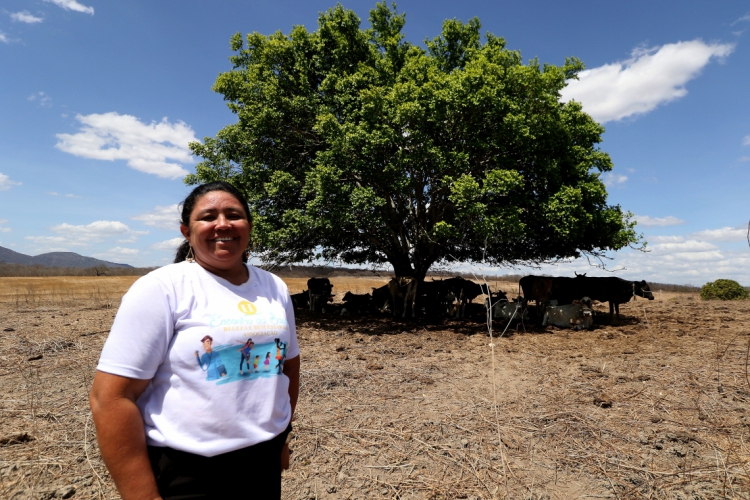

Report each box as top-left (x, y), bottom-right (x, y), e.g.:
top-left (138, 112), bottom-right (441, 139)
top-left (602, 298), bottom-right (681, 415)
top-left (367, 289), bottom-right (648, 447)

top-left (148, 427), bottom-right (290, 500)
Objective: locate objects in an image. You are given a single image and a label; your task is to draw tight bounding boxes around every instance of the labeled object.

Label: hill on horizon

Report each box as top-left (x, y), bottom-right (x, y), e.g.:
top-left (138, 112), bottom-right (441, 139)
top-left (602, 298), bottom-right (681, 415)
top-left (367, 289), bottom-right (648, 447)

top-left (0, 246), bottom-right (133, 269)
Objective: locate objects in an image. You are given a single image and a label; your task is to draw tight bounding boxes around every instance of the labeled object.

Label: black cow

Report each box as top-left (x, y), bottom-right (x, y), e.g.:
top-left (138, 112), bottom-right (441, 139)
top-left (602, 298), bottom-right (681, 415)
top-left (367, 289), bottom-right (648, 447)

top-left (342, 292), bottom-right (372, 314)
top-left (442, 277), bottom-right (484, 318)
top-left (371, 284), bottom-right (391, 312)
top-left (549, 276), bottom-right (654, 323)
top-left (290, 290), bottom-right (309, 309)
top-left (307, 277), bottom-right (334, 312)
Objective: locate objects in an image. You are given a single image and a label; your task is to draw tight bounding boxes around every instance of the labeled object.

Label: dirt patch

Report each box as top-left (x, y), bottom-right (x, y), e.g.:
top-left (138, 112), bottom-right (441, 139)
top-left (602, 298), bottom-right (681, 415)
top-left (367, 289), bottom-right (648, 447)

top-left (0, 277), bottom-right (748, 499)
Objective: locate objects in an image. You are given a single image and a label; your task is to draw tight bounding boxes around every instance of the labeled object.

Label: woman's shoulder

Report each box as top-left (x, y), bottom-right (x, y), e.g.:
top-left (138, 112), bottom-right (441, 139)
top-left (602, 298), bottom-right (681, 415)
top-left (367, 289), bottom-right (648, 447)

top-left (132, 262), bottom-right (196, 290)
top-left (248, 265), bottom-right (289, 293)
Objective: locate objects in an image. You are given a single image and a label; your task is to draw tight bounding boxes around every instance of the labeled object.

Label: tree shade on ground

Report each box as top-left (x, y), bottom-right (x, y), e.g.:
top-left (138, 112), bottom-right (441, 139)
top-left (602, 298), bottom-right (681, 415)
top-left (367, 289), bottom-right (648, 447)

top-left (188, 2), bottom-right (640, 279)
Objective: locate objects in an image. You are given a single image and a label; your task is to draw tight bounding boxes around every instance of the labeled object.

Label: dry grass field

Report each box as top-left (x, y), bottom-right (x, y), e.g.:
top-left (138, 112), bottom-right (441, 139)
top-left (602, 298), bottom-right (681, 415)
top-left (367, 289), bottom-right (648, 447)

top-left (1, 275), bottom-right (749, 499)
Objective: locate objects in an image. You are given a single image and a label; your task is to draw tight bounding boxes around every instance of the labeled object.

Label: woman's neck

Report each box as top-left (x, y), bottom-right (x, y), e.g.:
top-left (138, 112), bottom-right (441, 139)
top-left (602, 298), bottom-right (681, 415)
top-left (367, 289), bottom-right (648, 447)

top-left (194, 259), bottom-right (249, 286)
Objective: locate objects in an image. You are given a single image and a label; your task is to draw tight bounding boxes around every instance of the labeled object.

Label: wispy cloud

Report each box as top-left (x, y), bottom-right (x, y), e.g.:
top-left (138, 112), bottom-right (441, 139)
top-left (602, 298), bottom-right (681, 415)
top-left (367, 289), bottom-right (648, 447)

top-left (92, 247), bottom-right (139, 262)
top-left (602, 173), bottom-right (627, 186)
top-left (132, 204), bottom-right (181, 229)
top-left (689, 226), bottom-right (747, 242)
top-left (48, 191), bottom-right (81, 198)
top-left (11, 11), bottom-right (43, 23)
top-left (55, 112), bottom-right (197, 179)
top-left (634, 215), bottom-right (686, 227)
top-left (0, 219), bottom-right (10, 233)
top-left (0, 173), bottom-right (21, 191)
top-left (646, 235), bottom-right (684, 244)
top-left (561, 40), bottom-right (734, 123)
top-left (731, 14), bottom-right (750, 26)
top-left (743, 135), bottom-right (750, 146)
top-left (26, 220), bottom-right (147, 248)
top-left (0, 31), bottom-right (11, 44)
top-left (44, 0), bottom-right (94, 15)
top-left (152, 237), bottom-right (185, 251)
top-left (28, 92), bottom-right (52, 107)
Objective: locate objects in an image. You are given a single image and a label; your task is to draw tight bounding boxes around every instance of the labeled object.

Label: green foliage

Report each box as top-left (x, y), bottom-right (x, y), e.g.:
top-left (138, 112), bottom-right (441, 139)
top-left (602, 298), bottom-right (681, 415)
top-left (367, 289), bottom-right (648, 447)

top-left (700, 279), bottom-right (749, 301)
top-left (188, 2), bottom-right (640, 277)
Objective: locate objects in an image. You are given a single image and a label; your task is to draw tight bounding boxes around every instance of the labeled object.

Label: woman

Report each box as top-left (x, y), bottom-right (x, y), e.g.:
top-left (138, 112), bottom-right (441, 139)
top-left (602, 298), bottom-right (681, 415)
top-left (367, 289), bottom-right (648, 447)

top-left (89, 182), bottom-right (300, 500)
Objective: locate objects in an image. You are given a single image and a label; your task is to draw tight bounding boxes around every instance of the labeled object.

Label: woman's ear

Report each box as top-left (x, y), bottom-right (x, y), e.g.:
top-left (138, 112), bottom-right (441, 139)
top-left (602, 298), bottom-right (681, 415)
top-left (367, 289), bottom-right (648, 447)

top-left (180, 224), bottom-right (190, 239)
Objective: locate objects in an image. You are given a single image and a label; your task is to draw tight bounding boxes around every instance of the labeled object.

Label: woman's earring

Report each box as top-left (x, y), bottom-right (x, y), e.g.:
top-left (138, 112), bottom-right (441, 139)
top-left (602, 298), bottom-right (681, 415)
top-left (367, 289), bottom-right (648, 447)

top-left (185, 245), bottom-right (195, 263)
top-left (244, 241), bottom-right (253, 259)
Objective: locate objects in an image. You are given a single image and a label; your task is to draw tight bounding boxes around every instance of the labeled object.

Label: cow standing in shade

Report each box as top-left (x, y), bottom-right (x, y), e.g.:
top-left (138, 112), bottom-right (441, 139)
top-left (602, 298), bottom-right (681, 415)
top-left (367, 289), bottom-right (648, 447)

top-left (307, 277), bottom-right (334, 312)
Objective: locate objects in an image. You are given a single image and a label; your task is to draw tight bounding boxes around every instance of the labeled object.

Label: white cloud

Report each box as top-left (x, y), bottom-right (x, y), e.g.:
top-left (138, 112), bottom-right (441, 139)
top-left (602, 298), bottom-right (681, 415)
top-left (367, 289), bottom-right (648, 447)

top-left (25, 235), bottom-right (71, 246)
top-left (11, 11), bottom-right (43, 23)
top-left (0, 173), bottom-right (21, 191)
top-left (26, 221), bottom-right (147, 249)
top-left (93, 247), bottom-right (139, 262)
top-left (732, 14), bottom-right (750, 26)
top-left (44, 0), bottom-right (94, 15)
top-left (743, 135), bottom-right (750, 146)
top-left (28, 92), bottom-right (52, 107)
top-left (48, 191), bottom-right (81, 198)
top-left (55, 112), bottom-right (197, 179)
top-left (602, 173), bottom-right (627, 186)
top-left (132, 204), bottom-right (181, 229)
top-left (561, 40), bottom-right (734, 123)
top-left (649, 239), bottom-right (718, 253)
top-left (634, 215), bottom-right (685, 227)
top-left (647, 235), bottom-right (684, 244)
top-left (689, 227), bottom-right (747, 242)
top-left (0, 31), bottom-right (10, 44)
top-left (0, 219), bottom-right (10, 234)
top-left (152, 237), bottom-right (185, 251)
top-left (51, 220), bottom-right (147, 242)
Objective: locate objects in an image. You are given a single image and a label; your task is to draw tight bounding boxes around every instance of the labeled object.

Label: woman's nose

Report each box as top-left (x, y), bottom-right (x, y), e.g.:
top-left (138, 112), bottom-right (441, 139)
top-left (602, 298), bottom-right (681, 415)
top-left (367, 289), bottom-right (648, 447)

top-left (216, 214), bottom-right (231, 228)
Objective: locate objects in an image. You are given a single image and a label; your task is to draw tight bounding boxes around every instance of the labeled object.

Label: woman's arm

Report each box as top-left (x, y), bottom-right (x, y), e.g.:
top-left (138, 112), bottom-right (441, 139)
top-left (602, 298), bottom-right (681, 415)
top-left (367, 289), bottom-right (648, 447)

top-left (283, 355), bottom-right (300, 417)
top-left (89, 371), bottom-right (160, 500)
top-left (281, 355), bottom-right (300, 471)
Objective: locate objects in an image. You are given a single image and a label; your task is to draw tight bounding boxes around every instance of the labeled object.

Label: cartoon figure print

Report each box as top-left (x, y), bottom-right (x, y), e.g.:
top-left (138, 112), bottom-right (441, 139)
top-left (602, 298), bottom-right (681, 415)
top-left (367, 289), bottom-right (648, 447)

top-left (195, 335), bottom-right (227, 381)
top-left (236, 338), bottom-right (255, 375)
top-left (263, 352), bottom-right (271, 372)
top-left (253, 355), bottom-right (260, 373)
top-left (274, 338), bottom-right (288, 374)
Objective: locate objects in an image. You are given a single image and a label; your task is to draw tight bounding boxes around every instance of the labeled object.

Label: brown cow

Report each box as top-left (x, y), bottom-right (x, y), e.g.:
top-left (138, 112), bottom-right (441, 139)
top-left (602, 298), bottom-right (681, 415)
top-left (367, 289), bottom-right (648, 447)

top-left (519, 275), bottom-right (554, 318)
top-left (388, 277), bottom-right (418, 318)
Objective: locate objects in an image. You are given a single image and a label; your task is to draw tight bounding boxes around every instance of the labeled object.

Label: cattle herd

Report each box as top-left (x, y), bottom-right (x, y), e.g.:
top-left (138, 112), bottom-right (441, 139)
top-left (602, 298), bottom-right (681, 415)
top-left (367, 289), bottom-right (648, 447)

top-left (290, 274), bottom-right (655, 330)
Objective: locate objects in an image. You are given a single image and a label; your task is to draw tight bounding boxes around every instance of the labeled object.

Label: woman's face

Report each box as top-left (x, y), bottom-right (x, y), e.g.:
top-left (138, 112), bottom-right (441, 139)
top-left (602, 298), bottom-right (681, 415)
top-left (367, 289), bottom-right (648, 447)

top-left (180, 190), bottom-right (251, 274)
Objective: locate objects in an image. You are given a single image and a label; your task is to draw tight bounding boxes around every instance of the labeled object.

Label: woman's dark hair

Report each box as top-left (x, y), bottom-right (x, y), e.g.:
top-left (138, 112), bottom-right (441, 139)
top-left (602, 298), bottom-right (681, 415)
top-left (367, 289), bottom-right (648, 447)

top-left (174, 182), bottom-right (252, 263)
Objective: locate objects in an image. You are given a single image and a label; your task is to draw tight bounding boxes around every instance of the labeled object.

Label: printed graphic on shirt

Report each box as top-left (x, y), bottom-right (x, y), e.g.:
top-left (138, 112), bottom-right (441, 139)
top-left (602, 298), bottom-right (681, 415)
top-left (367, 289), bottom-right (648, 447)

top-left (207, 300), bottom-right (289, 335)
top-left (195, 336), bottom-right (288, 384)
top-left (194, 300), bottom-right (290, 384)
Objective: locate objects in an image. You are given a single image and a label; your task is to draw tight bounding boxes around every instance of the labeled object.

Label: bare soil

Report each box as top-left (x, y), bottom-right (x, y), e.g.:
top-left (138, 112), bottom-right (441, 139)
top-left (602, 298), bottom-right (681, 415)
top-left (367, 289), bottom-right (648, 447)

top-left (0, 276), bottom-right (749, 499)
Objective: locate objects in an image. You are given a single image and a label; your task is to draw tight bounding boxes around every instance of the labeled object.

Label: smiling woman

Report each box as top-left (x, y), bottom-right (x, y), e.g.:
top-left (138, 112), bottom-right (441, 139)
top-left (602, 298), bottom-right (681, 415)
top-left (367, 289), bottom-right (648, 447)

top-left (89, 181), bottom-right (300, 500)
top-left (177, 183), bottom-right (252, 285)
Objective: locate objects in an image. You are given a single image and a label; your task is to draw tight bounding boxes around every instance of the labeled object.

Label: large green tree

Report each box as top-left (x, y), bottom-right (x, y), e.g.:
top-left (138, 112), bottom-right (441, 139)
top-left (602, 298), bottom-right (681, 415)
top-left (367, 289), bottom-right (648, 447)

top-left (188, 2), bottom-right (638, 279)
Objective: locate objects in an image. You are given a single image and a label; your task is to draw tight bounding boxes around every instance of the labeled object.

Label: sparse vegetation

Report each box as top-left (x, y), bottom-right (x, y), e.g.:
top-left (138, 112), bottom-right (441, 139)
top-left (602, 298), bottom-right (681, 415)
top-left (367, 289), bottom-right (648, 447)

top-left (700, 278), bottom-right (748, 301)
top-left (1, 276), bottom-right (749, 499)
top-left (0, 263), bottom-right (155, 278)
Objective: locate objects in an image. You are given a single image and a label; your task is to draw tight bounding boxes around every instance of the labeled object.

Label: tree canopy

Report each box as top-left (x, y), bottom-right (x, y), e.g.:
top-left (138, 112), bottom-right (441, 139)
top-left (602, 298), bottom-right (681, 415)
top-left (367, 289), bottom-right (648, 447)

top-left (187, 2), bottom-right (639, 279)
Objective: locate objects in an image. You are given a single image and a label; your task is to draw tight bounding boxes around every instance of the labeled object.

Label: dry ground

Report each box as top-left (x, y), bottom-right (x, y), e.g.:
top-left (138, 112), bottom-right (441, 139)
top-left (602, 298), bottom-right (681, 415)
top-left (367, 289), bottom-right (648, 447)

top-left (0, 276), bottom-right (749, 500)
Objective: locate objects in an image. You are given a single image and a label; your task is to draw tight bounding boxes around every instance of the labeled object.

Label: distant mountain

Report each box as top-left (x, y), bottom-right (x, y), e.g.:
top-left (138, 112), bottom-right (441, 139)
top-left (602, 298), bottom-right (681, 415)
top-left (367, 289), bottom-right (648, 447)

top-left (0, 246), bottom-right (133, 268)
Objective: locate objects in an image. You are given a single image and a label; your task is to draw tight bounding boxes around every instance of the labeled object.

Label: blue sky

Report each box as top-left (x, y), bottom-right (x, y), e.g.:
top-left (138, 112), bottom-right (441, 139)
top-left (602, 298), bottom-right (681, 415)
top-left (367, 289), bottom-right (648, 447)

top-left (1, 0), bottom-right (749, 285)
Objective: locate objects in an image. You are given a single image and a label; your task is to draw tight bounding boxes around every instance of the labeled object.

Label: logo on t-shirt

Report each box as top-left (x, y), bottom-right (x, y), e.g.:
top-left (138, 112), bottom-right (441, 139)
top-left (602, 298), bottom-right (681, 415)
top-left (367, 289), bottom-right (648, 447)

top-left (237, 300), bottom-right (257, 315)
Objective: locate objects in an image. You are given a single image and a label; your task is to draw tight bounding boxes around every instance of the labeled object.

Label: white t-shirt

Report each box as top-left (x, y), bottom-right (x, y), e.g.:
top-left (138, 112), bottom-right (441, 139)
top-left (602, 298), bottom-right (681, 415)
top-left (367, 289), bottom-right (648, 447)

top-left (97, 262), bottom-right (299, 457)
